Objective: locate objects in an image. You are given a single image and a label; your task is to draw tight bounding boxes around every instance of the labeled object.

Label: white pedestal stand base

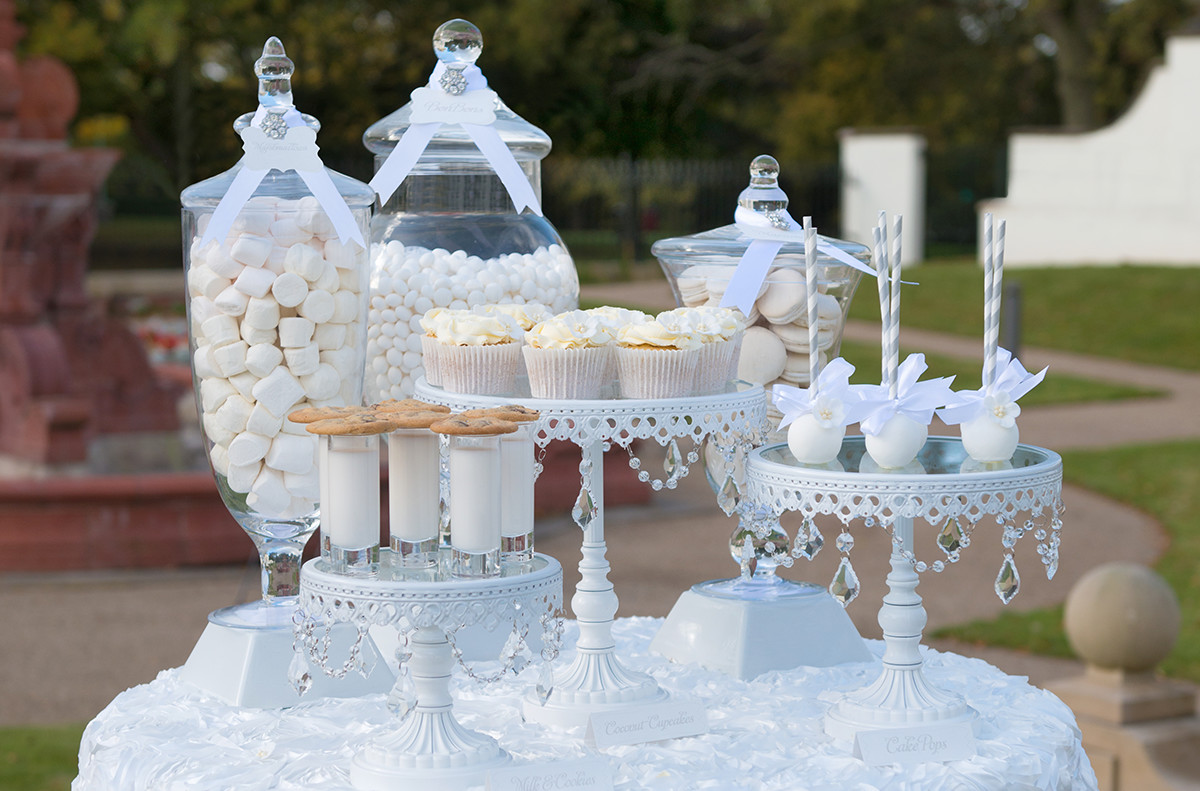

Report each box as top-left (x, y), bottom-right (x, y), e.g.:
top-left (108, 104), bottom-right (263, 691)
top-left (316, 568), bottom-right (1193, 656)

top-left (180, 602), bottom-right (392, 709)
top-left (351, 627), bottom-right (509, 791)
top-left (651, 578), bottom-right (872, 679)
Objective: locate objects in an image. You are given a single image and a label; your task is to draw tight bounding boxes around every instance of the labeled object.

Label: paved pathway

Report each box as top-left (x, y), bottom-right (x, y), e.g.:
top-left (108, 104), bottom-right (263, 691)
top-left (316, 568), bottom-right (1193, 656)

top-left (0, 274), bottom-right (1192, 726)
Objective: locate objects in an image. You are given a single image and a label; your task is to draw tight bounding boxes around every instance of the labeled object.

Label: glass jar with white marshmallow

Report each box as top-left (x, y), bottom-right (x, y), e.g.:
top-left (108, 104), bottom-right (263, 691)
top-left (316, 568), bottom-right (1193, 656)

top-left (362, 19), bottom-right (579, 402)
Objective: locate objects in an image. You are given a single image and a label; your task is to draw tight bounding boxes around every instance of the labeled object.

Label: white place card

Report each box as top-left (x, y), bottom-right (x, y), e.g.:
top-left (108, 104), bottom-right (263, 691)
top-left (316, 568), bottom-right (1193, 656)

top-left (854, 723), bottom-right (976, 766)
top-left (586, 700), bottom-right (708, 748)
top-left (487, 757), bottom-right (613, 791)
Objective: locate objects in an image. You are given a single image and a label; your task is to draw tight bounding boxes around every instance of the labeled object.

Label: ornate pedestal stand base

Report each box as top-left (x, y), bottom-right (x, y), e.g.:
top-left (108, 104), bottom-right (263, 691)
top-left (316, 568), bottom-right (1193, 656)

top-left (824, 517), bottom-right (975, 741)
top-left (181, 602), bottom-right (391, 709)
top-left (351, 627), bottom-right (510, 791)
top-left (653, 577), bottom-right (871, 680)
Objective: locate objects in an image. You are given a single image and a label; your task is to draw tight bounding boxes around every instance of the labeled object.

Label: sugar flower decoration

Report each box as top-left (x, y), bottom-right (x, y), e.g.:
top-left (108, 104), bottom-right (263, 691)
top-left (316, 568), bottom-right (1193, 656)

top-left (847, 353), bottom-right (956, 435)
top-left (937, 348), bottom-right (1047, 427)
top-left (772, 357), bottom-right (858, 430)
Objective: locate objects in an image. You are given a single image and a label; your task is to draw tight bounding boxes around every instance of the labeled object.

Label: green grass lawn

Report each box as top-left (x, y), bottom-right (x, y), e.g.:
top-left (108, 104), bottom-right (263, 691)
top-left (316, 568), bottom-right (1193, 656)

top-left (936, 440), bottom-right (1200, 682)
top-left (0, 723), bottom-right (86, 791)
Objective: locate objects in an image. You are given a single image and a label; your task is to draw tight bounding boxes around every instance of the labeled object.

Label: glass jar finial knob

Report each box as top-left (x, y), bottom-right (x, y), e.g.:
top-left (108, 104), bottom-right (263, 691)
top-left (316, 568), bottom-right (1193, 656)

top-left (738, 153), bottom-right (789, 218)
top-left (434, 19), bottom-right (483, 65)
top-left (255, 36), bottom-right (294, 108)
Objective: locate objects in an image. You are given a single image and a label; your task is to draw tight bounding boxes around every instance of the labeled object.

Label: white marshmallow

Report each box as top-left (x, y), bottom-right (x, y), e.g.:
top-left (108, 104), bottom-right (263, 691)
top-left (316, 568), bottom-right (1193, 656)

top-left (271, 272), bottom-right (308, 307)
top-left (228, 431), bottom-right (272, 466)
top-left (330, 290), bottom-right (359, 324)
top-left (193, 345), bottom-right (220, 379)
top-left (299, 363), bottom-right (340, 399)
top-left (196, 214), bottom-right (213, 237)
top-left (265, 246), bottom-right (288, 274)
top-left (323, 238), bottom-right (358, 270)
top-left (226, 460), bottom-right (261, 494)
top-left (280, 412), bottom-right (311, 435)
top-left (278, 317), bottom-right (315, 347)
top-left (243, 296), bottom-right (281, 330)
top-left (337, 267), bottom-right (361, 293)
top-left (285, 343), bottom-right (320, 376)
top-left (252, 366), bottom-right (306, 417)
top-left (214, 285), bottom-right (250, 317)
top-left (284, 244), bottom-right (325, 282)
top-left (245, 343), bottom-right (284, 378)
top-left (209, 443), bottom-right (230, 477)
top-left (234, 265), bottom-right (277, 298)
top-left (313, 323), bottom-right (346, 350)
top-left (228, 371), bottom-right (258, 400)
top-left (246, 402), bottom-right (283, 436)
top-left (189, 296), bottom-right (220, 328)
top-left (240, 322), bottom-right (276, 345)
top-left (212, 340), bottom-right (249, 377)
top-left (319, 346), bottom-right (357, 378)
top-left (284, 467), bottom-right (320, 500)
top-left (202, 412), bottom-right (236, 448)
top-left (213, 394), bottom-right (253, 434)
top-left (269, 217), bottom-right (312, 248)
top-left (231, 211), bottom-right (273, 237)
top-left (200, 314), bottom-right (241, 348)
top-left (206, 247), bottom-right (245, 280)
top-left (230, 234), bottom-right (273, 268)
top-left (200, 377), bottom-right (237, 413)
top-left (248, 467), bottom-right (293, 516)
top-left (188, 266), bottom-right (229, 301)
top-left (298, 289), bottom-right (334, 323)
top-left (265, 433), bottom-right (316, 475)
top-left (314, 261), bottom-right (340, 293)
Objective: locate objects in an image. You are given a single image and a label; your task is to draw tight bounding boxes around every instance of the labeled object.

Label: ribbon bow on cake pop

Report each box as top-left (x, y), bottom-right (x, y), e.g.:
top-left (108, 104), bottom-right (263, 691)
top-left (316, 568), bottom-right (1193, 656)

top-left (850, 353), bottom-right (956, 435)
top-left (773, 358), bottom-right (859, 430)
top-left (937, 348), bottom-right (1046, 428)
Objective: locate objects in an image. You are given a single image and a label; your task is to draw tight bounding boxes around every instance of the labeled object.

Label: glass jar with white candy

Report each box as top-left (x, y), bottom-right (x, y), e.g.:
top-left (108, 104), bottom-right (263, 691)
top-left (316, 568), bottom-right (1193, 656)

top-left (180, 38), bottom-right (372, 626)
top-left (362, 19), bottom-right (579, 401)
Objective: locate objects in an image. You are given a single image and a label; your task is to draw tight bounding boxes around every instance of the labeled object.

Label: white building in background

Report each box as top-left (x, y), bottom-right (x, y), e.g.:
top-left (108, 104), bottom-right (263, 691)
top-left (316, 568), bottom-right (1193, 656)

top-left (981, 28), bottom-right (1200, 267)
top-left (839, 129), bottom-right (926, 263)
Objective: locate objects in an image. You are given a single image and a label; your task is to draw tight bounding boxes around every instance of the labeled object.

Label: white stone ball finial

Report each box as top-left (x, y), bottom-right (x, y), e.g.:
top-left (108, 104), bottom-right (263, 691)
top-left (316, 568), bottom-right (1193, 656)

top-left (1064, 562), bottom-right (1180, 674)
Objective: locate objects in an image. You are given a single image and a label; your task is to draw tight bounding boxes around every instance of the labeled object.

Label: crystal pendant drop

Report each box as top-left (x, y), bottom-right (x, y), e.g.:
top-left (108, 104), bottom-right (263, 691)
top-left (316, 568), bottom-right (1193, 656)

top-left (994, 554), bottom-right (1021, 604)
top-left (386, 665), bottom-right (416, 719)
top-left (717, 474), bottom-right (740, 516)
top-left (1046, 555), bottom-right (1059, 580)
top-left (535, 662), bottom-right (555, 705)
top-left (571, 484), bottom-right (596, 530)
top-left (937, 518), bottom-right (964, 556)
top-left (835, 531), bottom-right (854, 553)
top-left (793, 520), bottom-right (824, 560)
top-left (287, 651), bottom-right (313, 696)
top-left (829, 556), bottom-right (860, 605)
top-left (664, 439), bottom-right (682, 480)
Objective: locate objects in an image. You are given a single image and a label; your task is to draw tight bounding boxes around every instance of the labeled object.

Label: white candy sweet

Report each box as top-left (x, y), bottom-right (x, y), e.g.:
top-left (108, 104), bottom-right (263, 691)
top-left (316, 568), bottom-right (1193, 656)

top-left (212, 340), bottom-right (249, 377)
top-left (314, 261), bottom-right (340, 293)
top-left (265, 433), bottom-right (316, 475)
top-left (787, 415), bottom-right (846, 465)
top-left (961, 416), bottom-right (1019, 462)
top-left (213, 394), bottom-right (253, 434)
top-left (245, 343), bottom-right (284, 378)
top-left (200, 377), bottom-right (237, 413)
top-left (206, 247), bottom-right (245, 280)
top-left (193, 345), bottom-right (220, 379)
top-left (226, 460), bottom-right (261, 494)
top-left (284, 467), bottom-right (320, 500)
top-left (337, 267), bottom-right (361, 293)
top-left (233, 265), bottom-right (276, 298)
top-left (202, 412), bottom-right (237, 448)
top-left (214, 285), bottom-right (250, 317)
top-left (269, 217), bottom-right (312, 248)
top-left (243, 296), bottom-right (281, 330)
top-left (313, 323), bottom-right (346, 350)
top-left (249, 466), bottom-right (292, 514)
top-left (278, 317), bottom-right (315, 347)
top-left (271, 272), bottom-right (308, 307)
top-left (864, 413), bottom-right (928, 470)
top-left (189, 296), bottom-right (220, 327)
top-left (228, 371), bottom-right (258, 400)
top-left (208, 443), bottom-right (230, 477)
top-left (246, 402), bottom-right (283, 436)
top-left (189, 266), bottom-right (229, 302)
top-left (736, 326), bottom-right (787, 384)
top-left (230, 235), bottom-right (273, 268)
top-left (240, 322), bottom-right (276, 345)
top-left (284, 243), bottom-right (325, 281)
top-left (228, 431), bottom-right (272, 466)
top-left (284, 343), bottom-right (320, 376)
top-left (298, 289), bottom-right (334, 323)
top-left (320, 347), bottom-right (356, 378)
top-left (231, 211), bottom-right (273, 237)
top-left (299, 363), bottom-right (340, 399)
top-left (200, 314), bottom-right (241, 348)
top-left (252, 366), bottom-right (306, 417)
top-left (325, 238), bottom-right (357, 270)
top-left (331, 290), bottom-right (358, 324)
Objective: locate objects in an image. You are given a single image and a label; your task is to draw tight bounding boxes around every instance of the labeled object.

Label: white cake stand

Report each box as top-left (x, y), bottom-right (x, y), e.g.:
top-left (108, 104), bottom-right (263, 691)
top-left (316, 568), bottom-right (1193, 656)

top-left (415, 378), bottom-right (766, 728)
top-left (745, 436), bottom-right (1063, 742)
top-left (294, 551), bottom-right (562, 791)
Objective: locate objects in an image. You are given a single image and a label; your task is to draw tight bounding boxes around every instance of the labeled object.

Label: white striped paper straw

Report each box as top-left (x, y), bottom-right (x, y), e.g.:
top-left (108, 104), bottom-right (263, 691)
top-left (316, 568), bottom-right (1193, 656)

top-left (873, 223), bottom-right (890, 393)
top-left (983, 213), bottom-right (999, 390)
top-left (803, 216), bottom-right (820, 394)
top-left (888, 215), bottom-right (903, 400)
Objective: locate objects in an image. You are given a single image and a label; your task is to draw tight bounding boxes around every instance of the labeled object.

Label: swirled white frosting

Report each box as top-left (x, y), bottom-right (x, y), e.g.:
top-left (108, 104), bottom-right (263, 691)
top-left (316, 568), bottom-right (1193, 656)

top-left (427, 309), bottom-right (521, 346)
top-left (585, 306), bottom-right (651, 332)
top-left (525, 310), bottom-right (614, 349)
top-left (482, 302), bottom-right (553, 330)
top-left (618, 317), bottom-right (704, 350)
top-left (659, 306), bottom-right (743, 343)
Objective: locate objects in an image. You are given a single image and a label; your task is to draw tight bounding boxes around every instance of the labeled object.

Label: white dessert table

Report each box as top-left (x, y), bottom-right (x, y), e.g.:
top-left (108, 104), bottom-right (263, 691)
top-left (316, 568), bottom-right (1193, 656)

top-left (73, 618), bottom-right (1098, 791)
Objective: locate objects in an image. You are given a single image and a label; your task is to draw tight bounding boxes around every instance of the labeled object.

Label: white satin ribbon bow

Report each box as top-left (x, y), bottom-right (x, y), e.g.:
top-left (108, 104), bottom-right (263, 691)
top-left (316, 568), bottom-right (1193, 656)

top-left (936, 348), bottom-right (1047, 426)
top-left (368, 62), bottom-right (541, 215)
top-left (720, 206), bottom-right (877, 315)
top-left (848, 353), bottom-right (957, 435)
top-left (771, 357), bottom-right (859, 429)
top-left (200, 107), bottom-right (365, 249)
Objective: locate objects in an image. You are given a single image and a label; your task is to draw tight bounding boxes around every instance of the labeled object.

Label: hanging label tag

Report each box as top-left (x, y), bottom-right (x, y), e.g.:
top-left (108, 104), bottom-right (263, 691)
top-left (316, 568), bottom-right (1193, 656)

top-left (410, 85), bottom-right (498, 125)
top-left (487, 757), bottom-right (614, 791)
top-left (586, 700), bottom-right (708, 748)
top-left (854, 723), bottom-right (976, 766)
top-left (240, 125), bottom-right (323, 172)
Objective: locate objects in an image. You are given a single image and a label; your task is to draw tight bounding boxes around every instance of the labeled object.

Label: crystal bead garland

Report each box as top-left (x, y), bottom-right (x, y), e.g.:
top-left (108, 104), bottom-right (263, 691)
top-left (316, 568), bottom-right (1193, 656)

top-left (625, 439), bottom-right (702, 492)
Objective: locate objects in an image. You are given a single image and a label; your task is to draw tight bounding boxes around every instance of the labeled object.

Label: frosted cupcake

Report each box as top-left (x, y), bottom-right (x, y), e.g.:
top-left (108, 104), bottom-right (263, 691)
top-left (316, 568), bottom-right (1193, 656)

top-left (428, 309), bottom-right (523, 395)
top-left (616, 316), bottom-right (703, 399)
top-left (523, 310), bottom-right (614, 399)
top-left (659, 306), bottom-right (744, 394)
top-left (418, 307), bottom-right (449, 386)
top-left (479, 302), bottom-right (553, 377)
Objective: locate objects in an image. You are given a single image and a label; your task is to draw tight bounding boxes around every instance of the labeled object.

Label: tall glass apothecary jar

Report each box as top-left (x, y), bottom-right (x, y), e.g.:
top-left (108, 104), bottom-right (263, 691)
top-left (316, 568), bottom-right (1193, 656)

top-left (181, 38), bottom-right (374, 630)
top-left (362, 19), bottom-right (579, 401)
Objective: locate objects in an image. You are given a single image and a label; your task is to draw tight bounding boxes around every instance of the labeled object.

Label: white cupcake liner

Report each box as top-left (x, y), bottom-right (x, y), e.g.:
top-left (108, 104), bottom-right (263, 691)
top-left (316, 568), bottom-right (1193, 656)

top-left (438, 342), bottom-right (520, 395)
top-left (420, 335), bottom-right (443, 386)
top-left (694, 333), bottom-right (744, 394)
top-left (523, 345), bottom-right (613, 400)
top-left (616, 346), bottom-right (700, 399)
